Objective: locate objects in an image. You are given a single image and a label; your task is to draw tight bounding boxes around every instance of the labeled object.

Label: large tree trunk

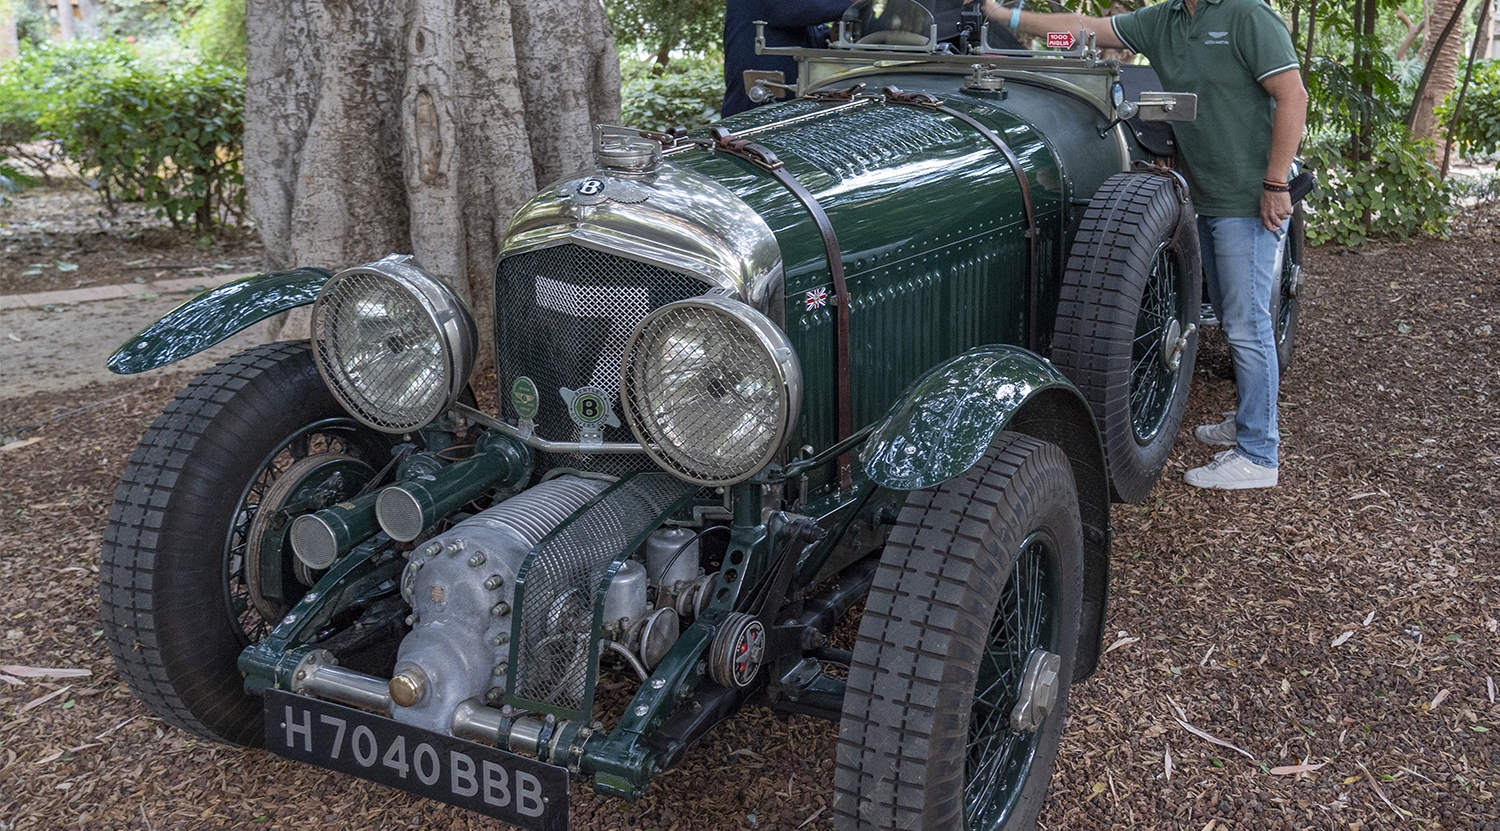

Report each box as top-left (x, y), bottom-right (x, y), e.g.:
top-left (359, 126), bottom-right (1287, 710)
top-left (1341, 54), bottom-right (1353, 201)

top-left (1480, 0), bottom-right (1496, 57)
top-left (1412, 0), bottom-right (1467, 144)
top-left (246, 0), bottom-right (620, 361)
top-left (54, 0), bottom-right (74, 41)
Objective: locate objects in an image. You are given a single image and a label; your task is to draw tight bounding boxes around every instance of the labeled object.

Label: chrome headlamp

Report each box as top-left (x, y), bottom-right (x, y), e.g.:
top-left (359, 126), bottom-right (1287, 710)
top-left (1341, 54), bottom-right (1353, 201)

top-left (620, 293), bottom-right (801, 486)
top-left (311, 255), bottom-right (476, 434)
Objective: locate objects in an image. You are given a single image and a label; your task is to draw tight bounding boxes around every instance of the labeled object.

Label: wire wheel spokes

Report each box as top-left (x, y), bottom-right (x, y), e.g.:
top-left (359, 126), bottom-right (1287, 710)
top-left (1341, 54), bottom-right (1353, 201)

top-left (221, 419), bottom-right (374, 645)
top-left (1130, 243), bottom-right (1182, 443)
top-left (964, 536), bottom-right (1060, 831)
top-left (1276, 246), bottom-right (1298, 348)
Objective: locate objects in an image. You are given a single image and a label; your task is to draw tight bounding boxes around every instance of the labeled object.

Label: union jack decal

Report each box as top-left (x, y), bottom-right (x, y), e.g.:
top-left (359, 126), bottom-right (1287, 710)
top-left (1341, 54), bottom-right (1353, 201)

top-left (804, 287), bottom-right (829, 311)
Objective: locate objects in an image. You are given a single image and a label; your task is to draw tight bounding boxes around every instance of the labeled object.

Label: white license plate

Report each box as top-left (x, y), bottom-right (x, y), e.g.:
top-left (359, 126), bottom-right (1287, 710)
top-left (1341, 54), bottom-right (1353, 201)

top-left (264, 689), bottom-right (569, 830)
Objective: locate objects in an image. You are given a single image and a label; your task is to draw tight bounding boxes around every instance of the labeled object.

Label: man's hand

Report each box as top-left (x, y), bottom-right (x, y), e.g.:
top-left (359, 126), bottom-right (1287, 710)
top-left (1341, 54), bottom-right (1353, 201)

top-left (978, 0), bottom-right (1126, 49)
top-left (1260, 188), bottom-right (1292, 232)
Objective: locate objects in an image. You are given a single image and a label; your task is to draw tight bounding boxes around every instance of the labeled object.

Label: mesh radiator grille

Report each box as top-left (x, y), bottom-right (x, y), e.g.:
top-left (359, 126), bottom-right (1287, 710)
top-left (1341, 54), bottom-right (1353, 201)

top-left (509, 473), bottom-right (696, 715)
top-left (495, 246), bottom-right (708, 472)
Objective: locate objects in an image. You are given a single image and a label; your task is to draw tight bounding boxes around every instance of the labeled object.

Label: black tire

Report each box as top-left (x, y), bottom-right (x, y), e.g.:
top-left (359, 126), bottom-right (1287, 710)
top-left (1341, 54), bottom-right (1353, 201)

top-left (99, 341), bottom-right (394, 745)
top-left (834, 432), bottom-right (1084, 831)
top-left (1052, 172), bottom-right (1201, 503)
top-left (1271, 203), bottom-right (1305, 375)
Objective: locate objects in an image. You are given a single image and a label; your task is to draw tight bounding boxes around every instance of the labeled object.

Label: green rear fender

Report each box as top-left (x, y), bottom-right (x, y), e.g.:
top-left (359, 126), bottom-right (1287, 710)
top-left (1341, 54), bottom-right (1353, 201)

top-left (859, 344), bottom-right (1113, 679)
top-left (107, 267), bottom-right (333, 374)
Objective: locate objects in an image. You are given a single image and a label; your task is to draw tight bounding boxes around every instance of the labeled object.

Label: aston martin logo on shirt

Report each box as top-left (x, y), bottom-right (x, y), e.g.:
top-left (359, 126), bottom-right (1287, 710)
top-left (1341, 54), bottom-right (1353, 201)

top-left (1206, 31), bottom-right (1229, 44)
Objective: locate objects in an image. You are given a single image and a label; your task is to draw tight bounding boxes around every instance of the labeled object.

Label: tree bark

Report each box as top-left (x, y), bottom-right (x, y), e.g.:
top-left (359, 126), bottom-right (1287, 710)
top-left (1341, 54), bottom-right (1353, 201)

top-left (1479, 0), bottom-right (1496, 58)
top-left (1442, 0), bottom-right (1493, 176)
top-left (1301, 0), bottom-right (1317, 78)
top-left (1, 0), bottom-right (18, 64)
top-left (1395, 9), bottom-right (1426, 61)
top-left (1355, 0), bottom-right (1377, 167)
top-left (247, 0), bottom-right (621, 362)
top-left (1410, 0), bottom-right (1468, 144)
top-left (54, 0), bottom-right (74, 42)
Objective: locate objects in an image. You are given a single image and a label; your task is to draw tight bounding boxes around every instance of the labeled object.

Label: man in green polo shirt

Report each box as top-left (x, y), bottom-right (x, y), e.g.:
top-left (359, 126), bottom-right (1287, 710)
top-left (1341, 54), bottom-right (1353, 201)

top-left (984, 0), bottom-right (1308, 490)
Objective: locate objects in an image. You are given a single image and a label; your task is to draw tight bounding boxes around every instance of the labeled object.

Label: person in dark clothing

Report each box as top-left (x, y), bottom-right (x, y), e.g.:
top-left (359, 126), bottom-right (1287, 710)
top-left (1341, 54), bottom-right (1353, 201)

top-left (722, 0), bottom-right (855, 118)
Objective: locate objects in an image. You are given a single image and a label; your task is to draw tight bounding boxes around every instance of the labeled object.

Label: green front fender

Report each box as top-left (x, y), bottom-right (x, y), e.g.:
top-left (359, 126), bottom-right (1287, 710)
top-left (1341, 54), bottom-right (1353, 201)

top-left (859, 345), bottom-right (1099, 491)
top-left (107, 267), bottom-right (333, 374)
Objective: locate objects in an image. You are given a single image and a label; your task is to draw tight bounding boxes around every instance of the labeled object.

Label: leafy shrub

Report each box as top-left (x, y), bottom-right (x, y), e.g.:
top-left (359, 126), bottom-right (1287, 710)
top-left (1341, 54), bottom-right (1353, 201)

top-left (38, 58), bottom-right (245, 231)
top-left (13, 0), bottom-right (50, 47)
top-left (1436, 60), bottom-right (1500, 160)
top-left (1306, 139), bottom-right (1452, 246)
top-left (1302, 55), bottom-right (1455, 245)
top-left (184, 0), bottom-right (247, 70)
top-left (0, 40), bottom-right (136, 180)
top-left (620, 53), bottom-right (724, 132)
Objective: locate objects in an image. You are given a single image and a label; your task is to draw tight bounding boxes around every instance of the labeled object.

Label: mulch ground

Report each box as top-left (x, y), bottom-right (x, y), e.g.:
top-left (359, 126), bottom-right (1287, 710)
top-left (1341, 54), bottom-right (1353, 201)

top-left (0, 207), bottom-right (1495, 830)
top-left (0, 183), bottom-right (262, 296)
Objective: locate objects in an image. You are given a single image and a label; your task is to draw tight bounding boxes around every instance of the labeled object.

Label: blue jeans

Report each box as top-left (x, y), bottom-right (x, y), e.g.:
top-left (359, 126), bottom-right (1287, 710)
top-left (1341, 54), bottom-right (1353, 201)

top-left (1198, 215), bottom-right (1284, 468)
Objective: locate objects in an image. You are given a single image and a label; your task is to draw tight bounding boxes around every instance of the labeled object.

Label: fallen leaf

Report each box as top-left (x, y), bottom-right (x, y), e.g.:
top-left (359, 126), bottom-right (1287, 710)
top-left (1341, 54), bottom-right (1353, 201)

top-left (797, 806), bottom-right (825, 829)
top-left (55, 261), bottom-right (78, 272)
top-left (5, 333), bottom-right (20, 343)
top-left (0, 665), bottom-right (91, 679)
top-left (1172, 716), bottom-right (1256, 760)
top-left (1331, 631), bottom-right (1354, 647)
top-left (1429, 689), bottom-right (1450, 710)
top-left (1104, 636), bottom-right (1140, 655)
top-left (19, 685), bottom-right (72, 713)
top-left (0, 438), bottom-right (44, 452)
top-left (1268, 762), bottom-right (1327, 775)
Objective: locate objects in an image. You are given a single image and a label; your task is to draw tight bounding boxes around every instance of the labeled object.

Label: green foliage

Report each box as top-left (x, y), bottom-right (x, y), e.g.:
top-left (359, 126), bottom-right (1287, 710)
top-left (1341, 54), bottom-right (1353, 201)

top-left (0, 40), bottom-right (136, 178)
top-left (30, 51), bottom-right (245, 231)
top-left (183, 0), bottom-right (246, 70)
top-left (605, 0), bottom-right (722, 63)
top-left (1304, 54), bottom-right (1406, 160)
top-left (13, 0), bottom-right (50, 47)
top-left (92, 0), bottom-right (194, 40)
top-left (620, 53), bottom-right (724, 132)
top-left (1436, 60), bottom-right (1500, 159)
top-left (1306, 139), bottom-right (1452, 246)
top-left (1302, 46), bottom-right (1459, 244)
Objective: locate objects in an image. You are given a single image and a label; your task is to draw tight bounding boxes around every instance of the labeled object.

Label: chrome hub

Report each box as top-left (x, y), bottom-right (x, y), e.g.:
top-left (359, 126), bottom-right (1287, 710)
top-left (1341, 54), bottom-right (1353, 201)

top-left (1162, 319), bottom-right (1196, 372)
top-left (1009, 648), bottom-right (1062, 732)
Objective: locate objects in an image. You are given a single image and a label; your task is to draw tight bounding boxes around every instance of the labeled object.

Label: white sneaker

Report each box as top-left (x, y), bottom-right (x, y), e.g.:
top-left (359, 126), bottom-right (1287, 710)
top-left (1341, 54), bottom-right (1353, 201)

top-left (1194, 413), bottom-right (1237, 446)
top-left (1184, 449), bottom-right (1278, 490)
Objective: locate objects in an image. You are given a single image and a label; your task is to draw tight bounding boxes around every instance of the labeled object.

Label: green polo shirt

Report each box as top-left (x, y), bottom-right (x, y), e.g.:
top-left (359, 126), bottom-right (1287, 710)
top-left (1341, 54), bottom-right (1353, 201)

top-left (1111, 0), bottom-right (1300, 216)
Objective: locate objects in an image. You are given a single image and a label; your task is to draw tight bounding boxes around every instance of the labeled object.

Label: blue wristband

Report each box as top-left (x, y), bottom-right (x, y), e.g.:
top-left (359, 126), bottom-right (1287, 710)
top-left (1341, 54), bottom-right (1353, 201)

top-left (1009, 2), bottom-right (1023, 29)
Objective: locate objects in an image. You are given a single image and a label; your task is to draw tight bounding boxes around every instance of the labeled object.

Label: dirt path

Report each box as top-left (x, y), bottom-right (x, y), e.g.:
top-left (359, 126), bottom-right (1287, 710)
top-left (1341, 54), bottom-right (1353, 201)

top-left (0, 210), bottom-right (1495, 831)
top-left (0, 281), bottom-right (261, 401)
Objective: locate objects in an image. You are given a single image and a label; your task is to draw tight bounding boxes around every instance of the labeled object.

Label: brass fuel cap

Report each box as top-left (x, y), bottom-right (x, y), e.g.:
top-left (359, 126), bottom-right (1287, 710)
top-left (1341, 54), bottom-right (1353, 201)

top-left (389, 668), bottom-right (429, 708)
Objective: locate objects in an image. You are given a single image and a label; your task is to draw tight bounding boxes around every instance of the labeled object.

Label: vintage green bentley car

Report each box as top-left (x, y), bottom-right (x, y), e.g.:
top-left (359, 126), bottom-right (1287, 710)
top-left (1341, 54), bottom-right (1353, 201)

top-left (98, 4), bottom-right (1300, 830)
